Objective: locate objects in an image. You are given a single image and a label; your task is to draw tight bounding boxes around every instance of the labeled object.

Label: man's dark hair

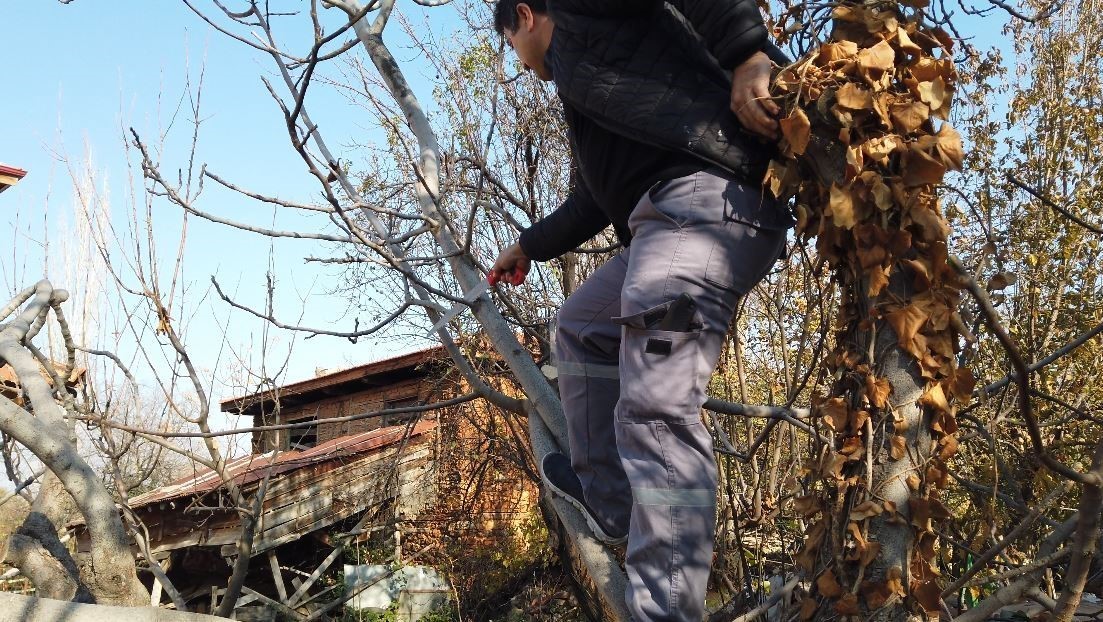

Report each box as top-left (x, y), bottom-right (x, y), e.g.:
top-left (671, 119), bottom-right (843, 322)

top-left (493, 0), bottom-right (547, 36)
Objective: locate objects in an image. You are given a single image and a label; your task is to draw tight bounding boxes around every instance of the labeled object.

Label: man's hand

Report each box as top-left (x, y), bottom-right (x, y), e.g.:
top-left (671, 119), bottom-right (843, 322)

top-left (489, 242), bottom-right (531, 286)
top-left (730, 51), bottom-right (779, 140)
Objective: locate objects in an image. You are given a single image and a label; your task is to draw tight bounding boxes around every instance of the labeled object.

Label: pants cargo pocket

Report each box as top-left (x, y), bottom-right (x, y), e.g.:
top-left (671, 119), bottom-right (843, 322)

top-left (703, 221), bottom-right (787, 294)
top-left (613, 303), bottom-right (703, 425)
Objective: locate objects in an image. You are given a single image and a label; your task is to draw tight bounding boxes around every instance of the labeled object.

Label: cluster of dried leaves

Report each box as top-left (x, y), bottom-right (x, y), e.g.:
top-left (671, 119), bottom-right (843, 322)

top-left (766, 3), bottom-right (978, 619)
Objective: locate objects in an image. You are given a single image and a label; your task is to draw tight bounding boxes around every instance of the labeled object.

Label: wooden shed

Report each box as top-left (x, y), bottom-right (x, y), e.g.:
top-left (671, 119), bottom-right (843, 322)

top-left (69, 345), bottom-right (539, 618)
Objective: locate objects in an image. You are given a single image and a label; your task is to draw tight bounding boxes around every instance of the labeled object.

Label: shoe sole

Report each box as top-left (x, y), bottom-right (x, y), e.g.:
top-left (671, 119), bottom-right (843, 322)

top-left (541, 465), bottom-right (628, 547)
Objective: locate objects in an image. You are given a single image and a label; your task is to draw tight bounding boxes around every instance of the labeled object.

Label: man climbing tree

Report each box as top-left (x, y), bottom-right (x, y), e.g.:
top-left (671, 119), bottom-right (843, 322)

top-left (489, 1), bottom-right (795, 619)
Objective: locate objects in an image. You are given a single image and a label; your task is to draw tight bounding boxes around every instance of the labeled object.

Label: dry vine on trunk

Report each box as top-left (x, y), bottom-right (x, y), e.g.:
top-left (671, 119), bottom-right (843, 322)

top-left (768, 4), bottom-right (972, 619)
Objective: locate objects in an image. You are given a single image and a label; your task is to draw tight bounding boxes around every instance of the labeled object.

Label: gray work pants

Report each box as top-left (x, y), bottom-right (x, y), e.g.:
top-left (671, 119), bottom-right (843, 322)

top-left (553, 168), bottom-right (788, 622)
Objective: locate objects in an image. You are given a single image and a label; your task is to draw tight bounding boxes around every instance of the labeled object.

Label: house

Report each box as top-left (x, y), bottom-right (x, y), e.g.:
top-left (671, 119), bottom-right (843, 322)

top-left (72, 345), bottom-right (540, 619)
top-left (0, 164), bottom-right (26, 194)
top-left (228, 347), bottom-right (450, 453)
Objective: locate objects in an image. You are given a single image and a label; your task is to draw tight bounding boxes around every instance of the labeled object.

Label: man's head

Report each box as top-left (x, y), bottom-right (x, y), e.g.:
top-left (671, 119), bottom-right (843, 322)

top-left (493, 0), bottom-right (554, 81)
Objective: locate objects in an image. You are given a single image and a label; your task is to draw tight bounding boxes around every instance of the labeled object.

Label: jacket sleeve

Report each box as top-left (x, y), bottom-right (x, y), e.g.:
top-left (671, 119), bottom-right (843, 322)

top-left (664, 0), bottom-right (769, 71)
top-left (517, 180), bottom-right (610, 262)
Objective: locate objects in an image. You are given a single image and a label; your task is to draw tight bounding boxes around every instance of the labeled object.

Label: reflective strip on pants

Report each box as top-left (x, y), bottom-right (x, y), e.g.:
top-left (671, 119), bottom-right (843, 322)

top-left (632, 487), bottom-right (715, 507)
top-left (556, 360), bottom-right (620, 380)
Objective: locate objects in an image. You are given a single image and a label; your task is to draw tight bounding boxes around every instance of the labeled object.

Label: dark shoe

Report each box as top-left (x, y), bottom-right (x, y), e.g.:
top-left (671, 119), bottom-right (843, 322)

top-left (541, 452), bottom-right (628, 546)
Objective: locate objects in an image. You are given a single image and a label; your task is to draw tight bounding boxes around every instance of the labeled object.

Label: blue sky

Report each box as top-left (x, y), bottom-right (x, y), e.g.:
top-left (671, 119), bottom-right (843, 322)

top-left (1, 2), bottom-right (472, 432)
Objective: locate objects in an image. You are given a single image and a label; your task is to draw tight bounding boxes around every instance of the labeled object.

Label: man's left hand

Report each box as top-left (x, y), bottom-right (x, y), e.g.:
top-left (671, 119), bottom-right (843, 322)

top-left (730, 51), bottom-right (779, 140)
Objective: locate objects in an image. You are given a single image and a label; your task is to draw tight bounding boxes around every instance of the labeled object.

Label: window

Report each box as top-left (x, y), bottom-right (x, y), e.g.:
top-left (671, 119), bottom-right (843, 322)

top-left (288, 416), bottom-right (318, 450)
top-left (382, 396), bottom-right (422, 427)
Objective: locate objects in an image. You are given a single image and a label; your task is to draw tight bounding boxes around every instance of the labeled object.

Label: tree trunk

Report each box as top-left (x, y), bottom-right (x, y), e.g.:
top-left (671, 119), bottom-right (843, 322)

top-left (771, 8), bottom-right (970, 618)
top-left (0, 281), bottom-right (148, 606)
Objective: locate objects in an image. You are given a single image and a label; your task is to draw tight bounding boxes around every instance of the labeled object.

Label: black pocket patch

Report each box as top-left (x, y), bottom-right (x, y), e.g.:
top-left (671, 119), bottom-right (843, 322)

top-left (645, 338), bottom-right (673, 355)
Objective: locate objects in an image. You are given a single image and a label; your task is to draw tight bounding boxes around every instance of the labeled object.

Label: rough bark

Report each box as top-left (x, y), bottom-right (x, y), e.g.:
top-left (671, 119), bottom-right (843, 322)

top-left (0, 281), bottom-right (147, 606)
top-left (6, 476), bottom-right (91, 602)
top-left (1051, 439), bottom-right (1103, 622)
top-left (862, 273), bottom-right (931, 622)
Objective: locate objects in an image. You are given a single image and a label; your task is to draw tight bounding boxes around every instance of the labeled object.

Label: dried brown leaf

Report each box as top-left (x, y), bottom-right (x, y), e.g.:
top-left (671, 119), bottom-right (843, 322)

top-left (887, 566), bottom-right (906, 596)
top-left (890, 435), bottom-right (907, 460)
top-left (949, 367), bottom-right (976, 401)
top-left (986, 270), bottom-right (1017, 292)
top-left (835, 593), bottom-right (860, 615)
top-left (820, 396), bottom-right (849, 431)
top-left (902, 146), bottom-right (947, 187)
top-left (886, 304), bottom-right (927, 353)
top-left (912, 579), bottom-right (942, 616)
top-left (840, 435), bottom-right (864, 457)
top-left (919, 384), bottom-right (950, 414)
top-left (938, 434), bottom-right (959, 461)
top-left (799, 596), bottom-right (818, 620)
top-left (865, 375), bottom-right (892, 408)
top-left (863, 135), bottom-right (901, 163)
top-left (817, 569), bottom-right (844, 598)
top-left (896, 28), bottom-right (923, 54)
top-left (890, 101), bottom-right (930, 134)
top-left (851, 500), bottom-right (883, 520)
top-left (829, 184), bottom-right (859, 229)
top-left (862, 579), bottom-right (893, 609)
top-left (836, 83), bottom-right (874, 110)
top-left (909, 496), bottom-right (933, 532)
top-left (856, 241), bottom-right (887, 270)
top-left (907, 473), bottom-right (922, 491)
top-left (868, 266), bottom-right (890, 297)
top-left (935, 123), bottom-right (964, 169)
top-left (817, 40), bottom-right (860, 64)
top-left (794, 494), bottom-right (824, 518)
top-left (780, 108), bottom-right (812, 156)
top-left (795, 519), bottom-right (826, 571)
top-left (859, 540), bottom-right (881, 568)
top-left (917, 77), bottom-right (948, 112)
top-left (857, 39), bottom-right (896, 73)
top-left (851, 409), bottom-right (870, 431)
top-left (908, 202), bottom-right (951, 241)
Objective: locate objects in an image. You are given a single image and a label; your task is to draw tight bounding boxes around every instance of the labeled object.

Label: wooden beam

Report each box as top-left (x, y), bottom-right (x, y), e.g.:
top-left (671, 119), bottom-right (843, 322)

top-left (268, 550), bottom-right (288, 603)
top-left (285, 545), bottom-right (344, 607)
top-left (240, 587), bottom-right (305, 621)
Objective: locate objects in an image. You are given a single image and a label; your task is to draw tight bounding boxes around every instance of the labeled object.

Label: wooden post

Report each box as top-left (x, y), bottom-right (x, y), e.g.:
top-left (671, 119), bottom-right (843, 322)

top-left (395, 523), bottom-right (402, 565)
top-left (268, 550), bottom-right (288, 603)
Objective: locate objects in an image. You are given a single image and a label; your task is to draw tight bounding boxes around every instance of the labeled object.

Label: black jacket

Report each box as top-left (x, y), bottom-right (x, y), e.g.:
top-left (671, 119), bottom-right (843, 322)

top-left (519, 0), bottom-right (790, 261)
top-left (548, 0), bottom-right (780, 181)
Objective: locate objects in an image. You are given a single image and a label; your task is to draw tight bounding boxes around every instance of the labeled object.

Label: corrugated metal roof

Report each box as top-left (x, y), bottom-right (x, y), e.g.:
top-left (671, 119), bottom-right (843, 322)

top-left (128, 420), bottom-right (436, 509)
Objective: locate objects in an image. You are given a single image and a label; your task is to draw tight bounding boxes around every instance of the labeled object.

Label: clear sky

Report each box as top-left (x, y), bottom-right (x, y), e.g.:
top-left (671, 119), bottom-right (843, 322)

top-left (1, 0), bottom-right (468, 440)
